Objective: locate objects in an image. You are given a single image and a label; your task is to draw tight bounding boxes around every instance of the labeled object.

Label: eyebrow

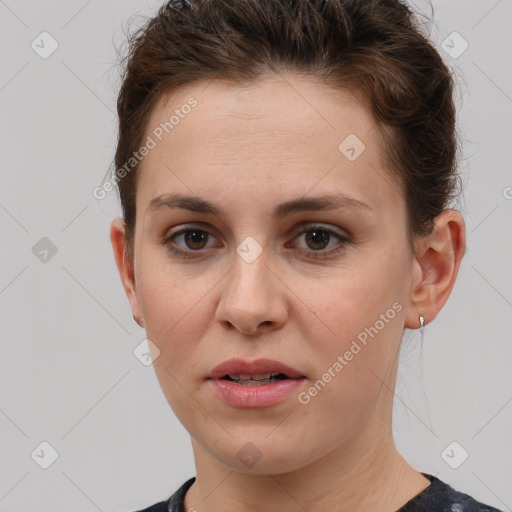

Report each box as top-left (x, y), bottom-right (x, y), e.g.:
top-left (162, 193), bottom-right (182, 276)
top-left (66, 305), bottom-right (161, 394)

top-left (146, 192), bottom-right (374, 218)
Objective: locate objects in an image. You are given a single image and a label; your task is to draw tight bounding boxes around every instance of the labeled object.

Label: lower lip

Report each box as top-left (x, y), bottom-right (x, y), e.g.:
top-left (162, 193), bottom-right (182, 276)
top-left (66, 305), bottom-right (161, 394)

top-left (208, 378), bottom-right (306, 408)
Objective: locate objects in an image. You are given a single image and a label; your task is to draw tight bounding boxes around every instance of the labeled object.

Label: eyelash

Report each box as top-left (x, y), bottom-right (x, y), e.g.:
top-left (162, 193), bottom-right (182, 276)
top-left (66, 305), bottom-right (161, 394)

top-left (161, 223), bottom-right (351, 261)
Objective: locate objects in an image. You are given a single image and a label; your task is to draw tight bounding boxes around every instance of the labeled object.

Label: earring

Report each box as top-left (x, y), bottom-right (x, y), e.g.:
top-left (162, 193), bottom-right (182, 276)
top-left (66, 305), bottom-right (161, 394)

top-left (419, 314), bottom-right (425, 344)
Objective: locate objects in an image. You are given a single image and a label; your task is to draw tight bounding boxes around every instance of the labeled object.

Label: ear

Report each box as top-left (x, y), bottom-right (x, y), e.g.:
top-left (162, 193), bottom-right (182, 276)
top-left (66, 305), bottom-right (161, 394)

top-left (110, 218), bottom-right (145, 328)
top-left (404, 209), bottom-right (466, 329)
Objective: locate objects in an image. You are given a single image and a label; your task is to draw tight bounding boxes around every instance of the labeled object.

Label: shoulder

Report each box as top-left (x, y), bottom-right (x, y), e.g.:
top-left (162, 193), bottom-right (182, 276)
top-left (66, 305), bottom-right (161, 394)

top-left (401, 473), bottom-right (504, 512)
top-left (131, 476), bottom-right (196, 512)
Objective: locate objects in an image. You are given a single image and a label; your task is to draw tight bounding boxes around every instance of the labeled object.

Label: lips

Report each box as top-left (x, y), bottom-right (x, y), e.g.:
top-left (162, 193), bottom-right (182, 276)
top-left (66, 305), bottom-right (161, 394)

top-left (207, 357), bottom-right (306, 380)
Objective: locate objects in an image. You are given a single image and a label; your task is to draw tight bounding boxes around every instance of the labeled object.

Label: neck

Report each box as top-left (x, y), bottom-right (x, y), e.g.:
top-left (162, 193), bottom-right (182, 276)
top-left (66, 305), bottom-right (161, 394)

top-left (184, 414), bottom-right (429, 512)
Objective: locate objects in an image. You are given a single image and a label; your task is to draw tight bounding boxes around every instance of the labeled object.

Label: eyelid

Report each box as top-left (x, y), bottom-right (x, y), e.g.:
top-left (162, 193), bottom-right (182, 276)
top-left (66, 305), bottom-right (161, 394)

top-left (287, 223), bottom-right (351, 259)
top-left (163, 223), bottom-right (221, 249)
top-left (163, 221), bottom-right (351, 259)
top-left (291, 221), bottom-right (350, 240)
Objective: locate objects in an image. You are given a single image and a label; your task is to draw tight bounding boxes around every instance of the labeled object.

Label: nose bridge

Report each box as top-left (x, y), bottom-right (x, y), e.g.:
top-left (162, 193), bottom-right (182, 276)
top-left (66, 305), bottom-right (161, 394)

top-left (227, 237), bottom-right (272, 308)
top-left (232, 238), bottom-right (269, 295)
top-left (216, 236), bottom-right (286, 334)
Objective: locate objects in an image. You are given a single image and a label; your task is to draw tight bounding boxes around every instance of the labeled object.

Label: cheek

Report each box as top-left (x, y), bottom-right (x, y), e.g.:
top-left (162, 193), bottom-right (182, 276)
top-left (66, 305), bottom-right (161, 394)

top-left (311, 254), bottom-right (404, 340)
top-left (303, 247), bottom-right (407, 391)
top-left (142, 271), bottom-right (210, 421)
top-left (136, 246), bottom-right (203, 329)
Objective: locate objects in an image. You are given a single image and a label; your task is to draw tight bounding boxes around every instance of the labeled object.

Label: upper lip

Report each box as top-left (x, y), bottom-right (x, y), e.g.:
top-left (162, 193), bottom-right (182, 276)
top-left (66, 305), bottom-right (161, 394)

top-left (207, 357), bottom-right (306, 379)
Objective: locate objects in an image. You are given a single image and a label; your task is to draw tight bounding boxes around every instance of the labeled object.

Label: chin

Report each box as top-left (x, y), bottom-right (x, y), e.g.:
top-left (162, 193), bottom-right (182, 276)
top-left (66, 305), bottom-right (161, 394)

top-left (210, 434), bottom-right (313, 475)
top-left (224, 453), bottom-right (308, 476)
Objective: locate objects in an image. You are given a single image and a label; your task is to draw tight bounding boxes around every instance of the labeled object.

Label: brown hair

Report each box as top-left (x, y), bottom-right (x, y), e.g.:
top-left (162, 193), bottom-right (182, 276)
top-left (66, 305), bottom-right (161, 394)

top-left (111, 0), bottom-right (461, 261)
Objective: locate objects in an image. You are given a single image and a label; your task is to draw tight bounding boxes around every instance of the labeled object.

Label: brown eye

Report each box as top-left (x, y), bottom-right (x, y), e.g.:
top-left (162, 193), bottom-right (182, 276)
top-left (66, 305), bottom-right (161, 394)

top-left (162, 223), bottom-right (350, 260)
top-left (182, 229), bottom-right (209, 250)
top-left (304, 228), bottom-right (332, 251)
top-left (290, 224), bottom-right (351, 260)
top-left (163, 226), bottom-right (217, 258)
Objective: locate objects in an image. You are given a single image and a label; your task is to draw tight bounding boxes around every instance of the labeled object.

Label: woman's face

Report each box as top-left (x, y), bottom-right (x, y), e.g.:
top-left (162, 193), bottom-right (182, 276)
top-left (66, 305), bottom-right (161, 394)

top-left (122, 74), bottom-right (422, 474)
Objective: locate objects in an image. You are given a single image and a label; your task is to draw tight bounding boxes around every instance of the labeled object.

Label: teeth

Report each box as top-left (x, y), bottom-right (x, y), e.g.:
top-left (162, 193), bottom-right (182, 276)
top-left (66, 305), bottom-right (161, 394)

top-left (228, 373), bottom-right (280, 380)
top-left (234, 377), bottom-right (281, 385)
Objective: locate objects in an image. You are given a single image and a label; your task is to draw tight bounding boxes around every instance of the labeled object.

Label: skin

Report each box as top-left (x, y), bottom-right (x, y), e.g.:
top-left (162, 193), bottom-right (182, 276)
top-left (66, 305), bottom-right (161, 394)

top-left (110, 73), bottom-right (466, 512)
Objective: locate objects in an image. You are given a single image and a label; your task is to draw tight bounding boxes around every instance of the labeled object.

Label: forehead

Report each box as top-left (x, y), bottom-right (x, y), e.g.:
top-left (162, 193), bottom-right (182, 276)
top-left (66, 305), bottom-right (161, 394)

top-left (136, 74), bottom-right (403, 217)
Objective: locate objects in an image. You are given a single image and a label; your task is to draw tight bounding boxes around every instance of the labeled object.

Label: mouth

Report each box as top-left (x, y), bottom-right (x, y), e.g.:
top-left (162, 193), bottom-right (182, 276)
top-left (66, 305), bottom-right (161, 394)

top-left (208, 372), bottom-right (307, 408)
top-left (206, 358), bottom-right (306, 407)
top-left (219, 372), bottom-right (299, 385)
top-left (207, 357), bottom-right (306, 381)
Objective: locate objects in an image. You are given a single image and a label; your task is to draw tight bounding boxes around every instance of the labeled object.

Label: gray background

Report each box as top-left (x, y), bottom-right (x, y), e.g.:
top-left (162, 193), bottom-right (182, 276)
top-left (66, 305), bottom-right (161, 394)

top-left (0, 1), bottom-right (511, 511)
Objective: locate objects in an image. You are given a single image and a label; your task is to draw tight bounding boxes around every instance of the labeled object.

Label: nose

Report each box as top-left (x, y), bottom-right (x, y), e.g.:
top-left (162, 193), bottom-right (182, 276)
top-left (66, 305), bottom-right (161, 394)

top-left (215, 245), bottom-right (288, 336)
